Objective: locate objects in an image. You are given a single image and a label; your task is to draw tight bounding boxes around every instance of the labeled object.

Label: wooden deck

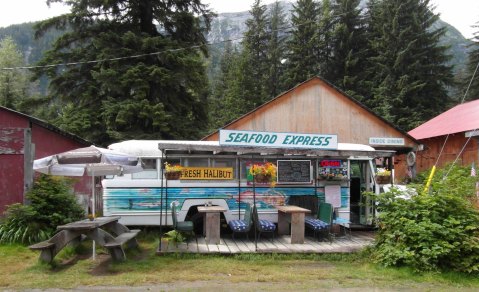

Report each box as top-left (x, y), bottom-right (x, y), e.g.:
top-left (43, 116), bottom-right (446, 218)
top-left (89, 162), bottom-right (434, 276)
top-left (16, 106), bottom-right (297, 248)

top-left (157, 231), bottom-right (375, 254)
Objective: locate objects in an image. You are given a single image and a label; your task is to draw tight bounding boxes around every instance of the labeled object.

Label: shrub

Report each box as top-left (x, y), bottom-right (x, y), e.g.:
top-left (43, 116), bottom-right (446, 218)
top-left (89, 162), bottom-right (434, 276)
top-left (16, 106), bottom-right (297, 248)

top-left (369, 164), bottom-right (479, 273)
top-left (26, 175), bottom-right (85, 228)
top-left (0, 174), bottom-right (85, 244)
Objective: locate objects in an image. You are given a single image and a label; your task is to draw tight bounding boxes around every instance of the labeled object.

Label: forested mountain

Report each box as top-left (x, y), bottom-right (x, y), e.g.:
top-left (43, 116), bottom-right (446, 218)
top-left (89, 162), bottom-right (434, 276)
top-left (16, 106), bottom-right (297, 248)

top-left (0, 2), bottom-right (471, 83)
top-left (206, 1), bottom-right (470, 75)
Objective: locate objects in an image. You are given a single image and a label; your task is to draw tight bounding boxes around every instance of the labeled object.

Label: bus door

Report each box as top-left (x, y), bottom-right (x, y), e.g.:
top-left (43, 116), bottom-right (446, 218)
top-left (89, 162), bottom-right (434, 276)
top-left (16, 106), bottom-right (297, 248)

top-left (349, 158), bottom-right (375, 226)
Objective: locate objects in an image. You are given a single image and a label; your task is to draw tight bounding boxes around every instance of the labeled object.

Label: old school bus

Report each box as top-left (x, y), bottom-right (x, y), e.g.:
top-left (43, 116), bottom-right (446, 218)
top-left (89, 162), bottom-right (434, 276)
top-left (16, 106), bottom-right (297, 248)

top-left (103, 133), bottom-right (394, 229)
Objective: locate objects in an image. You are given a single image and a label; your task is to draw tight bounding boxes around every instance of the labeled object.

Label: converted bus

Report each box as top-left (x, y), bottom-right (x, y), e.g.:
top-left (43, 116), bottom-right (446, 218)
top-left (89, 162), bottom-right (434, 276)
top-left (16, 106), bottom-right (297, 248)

top-left (103, 136), bottom-right (394, 229)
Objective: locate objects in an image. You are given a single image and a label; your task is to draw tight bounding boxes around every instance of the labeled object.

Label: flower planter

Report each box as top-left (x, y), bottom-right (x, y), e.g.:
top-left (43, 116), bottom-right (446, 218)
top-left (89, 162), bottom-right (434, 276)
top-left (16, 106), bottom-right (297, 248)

top-left (165, 171), bottom-right (182, 180)
top-left (375, 175), bottom-right (391, 184)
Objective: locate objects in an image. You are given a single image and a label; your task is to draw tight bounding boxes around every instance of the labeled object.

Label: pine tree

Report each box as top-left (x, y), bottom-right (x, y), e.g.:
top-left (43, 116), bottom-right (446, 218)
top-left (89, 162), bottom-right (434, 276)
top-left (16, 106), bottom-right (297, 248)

top-left (317, 0), bottom-right (334, 78)
top-left (464, 23), bottom-right (479, 100)
top-left (266, 1), bottom-right (288, 98)
top-left (364, 0), bottom-right (453, 131)
top-left (325, 0), bottom-right (366, 99)
top-left (31, 0), bottom-right (214, 145)
top-left (208, 41), bottom-right (240, 130)
top-left (0, 37), bottom-right (29, 109)
top-left (284, 0), bottom-right (320, 89)
top-left (241, 0), bottom-right (270, 105)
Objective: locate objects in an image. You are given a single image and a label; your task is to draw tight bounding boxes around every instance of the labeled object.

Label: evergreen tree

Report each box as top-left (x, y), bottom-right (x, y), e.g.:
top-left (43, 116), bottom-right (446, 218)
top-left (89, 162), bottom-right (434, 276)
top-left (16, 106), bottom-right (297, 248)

top-left (284, 0), bottom-right (320, 89)
top-left (266, 1), bottom-right (288, 98)
top-left (0, 37), bottom-right (29, 109)
top-left (364, 0), bottom-right (453, 131)
top-left (326, 0), bottom-right (366, 99)
top-left (222, 48), bottom-right (258, 118)
top-left (464, 22), bottom-right (479, 100)
top-left (316, 0), bottom-right (334, 78)
top-left (210, 0), bottom-right (271, 125)
top-left (31, 0), bottom-right (214, 145)
top-left (242, 0), bottom-right (270, 105)
top-left (208, 41), bottom-right (239, 130)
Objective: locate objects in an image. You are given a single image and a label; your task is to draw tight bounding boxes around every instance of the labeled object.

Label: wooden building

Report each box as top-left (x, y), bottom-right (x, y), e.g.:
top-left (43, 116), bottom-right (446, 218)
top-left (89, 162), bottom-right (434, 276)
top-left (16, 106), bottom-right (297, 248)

top-left (408, 99), bottom-right (479, 173)
top-left (203, 76), bottom-right (420, 181)
top-left (0, 106), bottom-right (91, 214)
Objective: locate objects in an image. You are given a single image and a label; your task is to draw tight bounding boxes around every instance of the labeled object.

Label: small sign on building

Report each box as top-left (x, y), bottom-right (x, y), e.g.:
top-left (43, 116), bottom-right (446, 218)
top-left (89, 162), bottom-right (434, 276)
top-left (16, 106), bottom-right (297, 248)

top-left (369, 137), bottom-right (405, 146)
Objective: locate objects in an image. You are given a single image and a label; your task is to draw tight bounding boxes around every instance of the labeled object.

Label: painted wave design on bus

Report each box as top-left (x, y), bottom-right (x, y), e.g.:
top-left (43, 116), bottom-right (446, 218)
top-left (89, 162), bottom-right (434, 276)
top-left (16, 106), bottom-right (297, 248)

top-left (103, 187), bottom-right (349, 212)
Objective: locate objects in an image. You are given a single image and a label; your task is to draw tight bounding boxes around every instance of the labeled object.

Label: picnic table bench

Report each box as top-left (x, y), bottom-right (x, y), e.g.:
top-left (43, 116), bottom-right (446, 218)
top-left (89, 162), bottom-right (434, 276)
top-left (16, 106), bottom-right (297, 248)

top-left (29, 216), bottom-right (140, 262)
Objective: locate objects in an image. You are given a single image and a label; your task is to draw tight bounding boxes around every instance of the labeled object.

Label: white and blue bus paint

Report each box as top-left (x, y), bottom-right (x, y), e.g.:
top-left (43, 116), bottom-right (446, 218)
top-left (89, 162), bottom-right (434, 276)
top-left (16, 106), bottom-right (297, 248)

top-left (103, 140), bottom-right (394, 227)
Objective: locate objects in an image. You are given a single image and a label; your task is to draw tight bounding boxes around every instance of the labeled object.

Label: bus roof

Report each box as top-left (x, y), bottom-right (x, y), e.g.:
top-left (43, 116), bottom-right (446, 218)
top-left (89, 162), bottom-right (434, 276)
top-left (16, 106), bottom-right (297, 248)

top-left (109, 140), bottom-right (395, 158)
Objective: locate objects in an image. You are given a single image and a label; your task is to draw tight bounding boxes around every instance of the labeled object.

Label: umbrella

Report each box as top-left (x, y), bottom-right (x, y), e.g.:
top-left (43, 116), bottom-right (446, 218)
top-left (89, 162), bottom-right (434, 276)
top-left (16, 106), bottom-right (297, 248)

top-left (33, 145), bottom-right (142, 259)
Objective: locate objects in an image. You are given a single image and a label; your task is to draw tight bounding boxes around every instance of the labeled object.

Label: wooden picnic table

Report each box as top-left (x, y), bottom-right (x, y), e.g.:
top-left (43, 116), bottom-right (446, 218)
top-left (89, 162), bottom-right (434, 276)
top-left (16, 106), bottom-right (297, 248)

top-left (198, 206), bottom-right (226, 244)
top-left (276, 205), bottom-right (311, 244)
top-left (29, 216), bottom-right (140, 262)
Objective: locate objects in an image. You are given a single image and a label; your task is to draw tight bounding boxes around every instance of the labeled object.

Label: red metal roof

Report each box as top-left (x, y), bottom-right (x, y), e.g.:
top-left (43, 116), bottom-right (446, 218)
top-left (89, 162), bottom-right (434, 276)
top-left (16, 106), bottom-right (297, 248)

top-left (408, 99), bottom-right (479, 140)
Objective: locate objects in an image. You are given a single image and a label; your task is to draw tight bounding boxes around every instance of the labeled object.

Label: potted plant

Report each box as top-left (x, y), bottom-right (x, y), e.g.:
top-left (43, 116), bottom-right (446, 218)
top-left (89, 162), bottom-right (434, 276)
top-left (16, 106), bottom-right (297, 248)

top-left (164, 162), bottom-right (183, 180)
top-left (375, 168), bottom-right (391, 184)
top-left (249, 162), bottom-right (277, 186)
top-left (164, 229), bottom-right (186, 247)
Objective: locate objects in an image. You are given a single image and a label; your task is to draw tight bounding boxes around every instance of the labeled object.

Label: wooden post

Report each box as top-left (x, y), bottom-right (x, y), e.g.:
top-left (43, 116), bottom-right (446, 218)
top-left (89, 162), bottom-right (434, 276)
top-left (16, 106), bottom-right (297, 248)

top-left (23, 128), bottom-right (33, 204)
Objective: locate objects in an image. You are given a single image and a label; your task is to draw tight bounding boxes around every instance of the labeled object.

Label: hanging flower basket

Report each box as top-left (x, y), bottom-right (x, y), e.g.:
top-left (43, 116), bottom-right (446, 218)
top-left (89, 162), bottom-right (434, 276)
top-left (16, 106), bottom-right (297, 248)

top-left (164, 162), bottom-right (183, 180)
top-left (165, 171), bottom-right (182, 180)
top-left (375, 168), bottom-right (391, 184)
top-left (249, 162), bottom-right (277, 186)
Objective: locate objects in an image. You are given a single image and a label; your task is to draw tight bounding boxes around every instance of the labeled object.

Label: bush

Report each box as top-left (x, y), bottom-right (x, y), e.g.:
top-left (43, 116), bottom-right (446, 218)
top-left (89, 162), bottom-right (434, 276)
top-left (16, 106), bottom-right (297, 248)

top-left (0, 175), bottom-right (85, 244)
top-left (26, 175), bottom-right (85, 228)
top-left (369, 164), bottom-right (479, 273)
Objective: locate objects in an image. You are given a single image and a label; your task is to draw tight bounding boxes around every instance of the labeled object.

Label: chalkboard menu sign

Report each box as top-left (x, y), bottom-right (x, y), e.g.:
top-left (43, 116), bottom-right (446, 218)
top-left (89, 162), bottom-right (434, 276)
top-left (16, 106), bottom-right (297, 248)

top-left (277, 160), bottom-right (311, 184)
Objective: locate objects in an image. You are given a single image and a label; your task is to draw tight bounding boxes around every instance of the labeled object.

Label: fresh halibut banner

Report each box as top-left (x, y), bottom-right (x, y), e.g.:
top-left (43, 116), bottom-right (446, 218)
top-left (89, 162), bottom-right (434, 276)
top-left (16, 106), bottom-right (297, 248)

top-left (219, 129), bottom-right (338, 150)
top-left (180, 167), bottom-right (234, 180)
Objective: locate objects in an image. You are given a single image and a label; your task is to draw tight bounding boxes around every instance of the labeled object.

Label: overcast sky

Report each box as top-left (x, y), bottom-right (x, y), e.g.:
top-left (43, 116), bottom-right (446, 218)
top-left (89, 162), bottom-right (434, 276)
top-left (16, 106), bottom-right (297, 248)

top-left (0, 0), bottom-right (477, 38)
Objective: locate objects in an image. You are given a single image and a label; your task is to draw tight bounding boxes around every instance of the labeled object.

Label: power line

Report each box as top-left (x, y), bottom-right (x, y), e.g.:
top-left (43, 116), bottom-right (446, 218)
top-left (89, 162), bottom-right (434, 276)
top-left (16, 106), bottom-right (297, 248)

top-left (0, 8), bottom-right (361, 71)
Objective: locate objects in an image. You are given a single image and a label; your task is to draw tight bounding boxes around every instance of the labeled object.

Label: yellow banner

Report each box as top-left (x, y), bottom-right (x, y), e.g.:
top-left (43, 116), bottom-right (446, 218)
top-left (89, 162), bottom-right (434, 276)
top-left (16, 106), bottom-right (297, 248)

top-left (180, 167), bottom-right (234, 180)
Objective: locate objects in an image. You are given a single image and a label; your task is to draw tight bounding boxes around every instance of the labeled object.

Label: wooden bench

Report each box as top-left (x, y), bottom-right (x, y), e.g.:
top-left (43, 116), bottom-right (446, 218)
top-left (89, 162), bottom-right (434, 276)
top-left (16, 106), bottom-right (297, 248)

top-left (29, 231), bottom-right (84, 263)
top-left (104, 229), bottom-right (140, 261)
top-left (29, 241), bottom-right (56, 262)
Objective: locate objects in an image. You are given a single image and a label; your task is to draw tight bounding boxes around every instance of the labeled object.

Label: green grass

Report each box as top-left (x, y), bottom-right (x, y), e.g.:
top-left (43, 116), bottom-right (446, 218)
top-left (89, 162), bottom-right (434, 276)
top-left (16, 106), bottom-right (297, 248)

top-left (1, 234), bottom-right (479, 290)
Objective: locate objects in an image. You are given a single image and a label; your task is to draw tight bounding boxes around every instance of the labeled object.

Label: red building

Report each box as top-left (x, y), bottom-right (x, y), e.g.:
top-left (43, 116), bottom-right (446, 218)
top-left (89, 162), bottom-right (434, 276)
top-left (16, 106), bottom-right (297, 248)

top-left (0, 106), bottom-right (91, 214)
top-left (408, 99), bottom-right (479, 173)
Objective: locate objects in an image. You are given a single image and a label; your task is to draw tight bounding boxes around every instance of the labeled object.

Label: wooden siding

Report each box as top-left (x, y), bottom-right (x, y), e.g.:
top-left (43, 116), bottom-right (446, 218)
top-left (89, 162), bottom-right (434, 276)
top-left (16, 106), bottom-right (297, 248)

top-left (416, 134), bottom-right (478, 173)
top-left (0, 128), bottom-right (24, 154)
top-left (0, 107), bottom-right (91, 214)
top-left (205, 78), bottom-right (417, 150)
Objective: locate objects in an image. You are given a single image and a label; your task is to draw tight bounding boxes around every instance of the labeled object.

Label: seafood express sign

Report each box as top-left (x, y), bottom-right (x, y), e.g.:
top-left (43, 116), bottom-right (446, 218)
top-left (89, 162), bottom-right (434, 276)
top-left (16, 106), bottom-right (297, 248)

top-left (219, 130), bottom-right (338, 150)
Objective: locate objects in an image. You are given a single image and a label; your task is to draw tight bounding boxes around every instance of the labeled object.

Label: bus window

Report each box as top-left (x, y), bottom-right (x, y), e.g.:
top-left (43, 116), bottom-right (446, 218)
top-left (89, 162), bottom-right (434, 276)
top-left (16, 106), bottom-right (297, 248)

top-left (212, 158), bottom-right (234, 168)
top-left (182, 158), bottom-right (209, 167)
top-left (132, 158), bottom-right (158, 179)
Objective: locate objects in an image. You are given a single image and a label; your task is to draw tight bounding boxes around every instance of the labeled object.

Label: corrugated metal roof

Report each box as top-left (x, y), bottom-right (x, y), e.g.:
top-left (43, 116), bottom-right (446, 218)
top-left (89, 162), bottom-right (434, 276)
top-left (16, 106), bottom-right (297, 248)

top-left (1, 106), bottom-right (92, 146)
top-left (408, 99), bottom-right (479, 140)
